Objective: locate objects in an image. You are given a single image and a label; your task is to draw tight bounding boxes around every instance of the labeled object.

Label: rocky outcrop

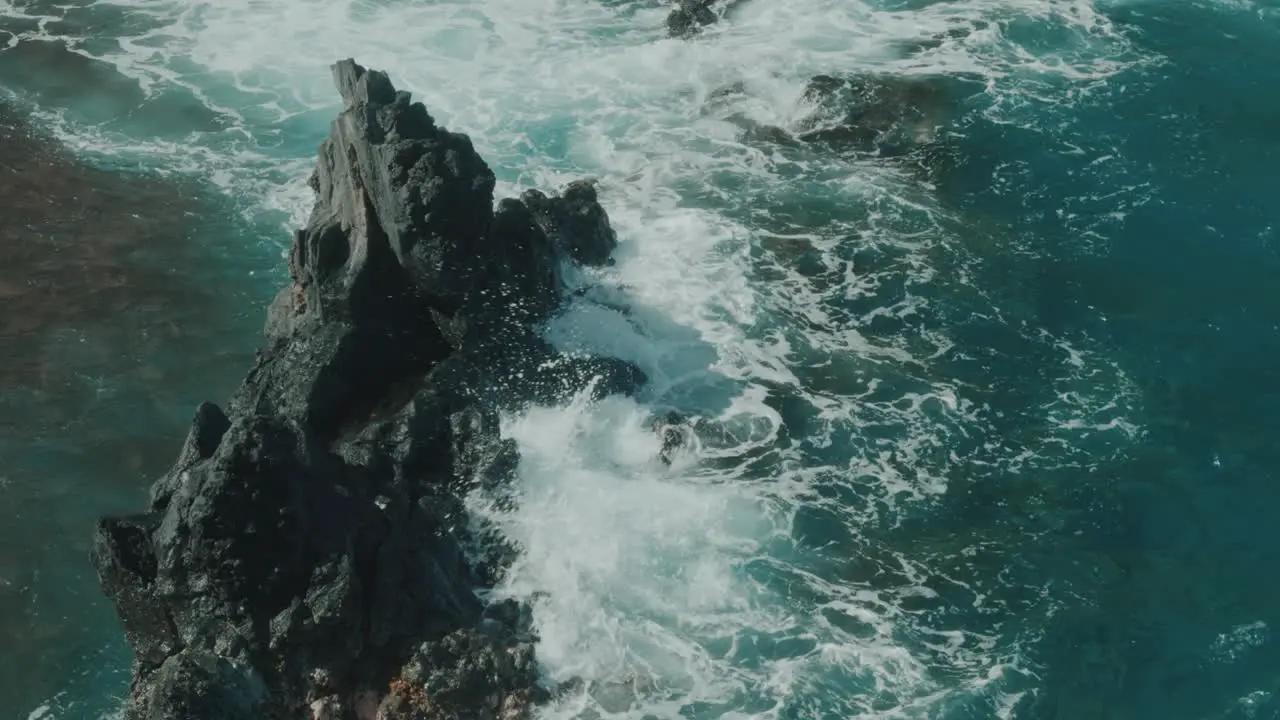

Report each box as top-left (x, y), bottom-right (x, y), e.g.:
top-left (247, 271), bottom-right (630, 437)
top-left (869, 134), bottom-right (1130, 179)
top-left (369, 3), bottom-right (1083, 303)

top-left (666, 0), bottom-right (744, 37)
top-left (92, 59), bottom-right (643, 720)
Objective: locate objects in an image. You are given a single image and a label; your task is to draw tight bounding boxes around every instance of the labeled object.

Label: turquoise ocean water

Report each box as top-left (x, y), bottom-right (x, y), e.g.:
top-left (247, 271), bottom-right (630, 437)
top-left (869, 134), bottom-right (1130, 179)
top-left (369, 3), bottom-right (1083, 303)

top-left (2, 0), bottom-right (1279, 717)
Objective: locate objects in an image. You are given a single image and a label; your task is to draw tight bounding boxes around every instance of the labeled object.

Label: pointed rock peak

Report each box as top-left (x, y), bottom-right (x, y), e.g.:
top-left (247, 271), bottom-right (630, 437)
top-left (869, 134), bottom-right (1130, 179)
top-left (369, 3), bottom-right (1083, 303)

top-left (332, 58), bottom-right (397, 107)
top-left (93, 59), bottom-right (644, 720)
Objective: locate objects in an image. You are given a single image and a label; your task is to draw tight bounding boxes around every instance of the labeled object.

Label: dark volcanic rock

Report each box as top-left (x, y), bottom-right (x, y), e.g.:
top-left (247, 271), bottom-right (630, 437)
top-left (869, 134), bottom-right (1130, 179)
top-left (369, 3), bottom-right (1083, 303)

top-left (93, 59), bottom-right (643, 720)
top-left (666, 0), bottom-right (744, 37)
top-left (135, 652), bottom-right (268, 720)
top-left (149, 401), bottom-right (231, 510)
top-left (521, 179), bottom-right (618, 267)
top-left (374, 600), bottom-right (545, 720)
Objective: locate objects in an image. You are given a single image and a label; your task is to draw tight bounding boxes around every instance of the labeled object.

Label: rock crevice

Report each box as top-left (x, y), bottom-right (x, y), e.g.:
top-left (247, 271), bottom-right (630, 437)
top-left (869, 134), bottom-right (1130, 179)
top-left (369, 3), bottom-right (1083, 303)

top-left (93, 59), bottom-right (640, 720)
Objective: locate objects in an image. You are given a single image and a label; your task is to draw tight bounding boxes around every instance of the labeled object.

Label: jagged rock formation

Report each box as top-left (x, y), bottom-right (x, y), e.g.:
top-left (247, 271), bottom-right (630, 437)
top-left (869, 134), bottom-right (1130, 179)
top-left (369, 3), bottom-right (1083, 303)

top-left (92, 59), bottom-right (643, 720)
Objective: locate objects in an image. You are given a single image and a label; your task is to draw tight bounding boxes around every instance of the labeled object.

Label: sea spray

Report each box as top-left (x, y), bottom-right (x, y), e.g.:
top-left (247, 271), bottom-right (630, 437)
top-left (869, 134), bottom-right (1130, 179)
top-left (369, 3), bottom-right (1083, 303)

top-left (3, 0), bottom-right (1279, 717)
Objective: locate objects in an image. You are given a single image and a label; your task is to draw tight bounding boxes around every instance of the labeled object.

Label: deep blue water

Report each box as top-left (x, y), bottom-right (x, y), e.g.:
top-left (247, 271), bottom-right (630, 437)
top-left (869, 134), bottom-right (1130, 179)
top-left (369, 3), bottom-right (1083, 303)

top-left (932, 3), bottom-right (1280, 716)
top-left (2, 0), bottom-right (1279, 717)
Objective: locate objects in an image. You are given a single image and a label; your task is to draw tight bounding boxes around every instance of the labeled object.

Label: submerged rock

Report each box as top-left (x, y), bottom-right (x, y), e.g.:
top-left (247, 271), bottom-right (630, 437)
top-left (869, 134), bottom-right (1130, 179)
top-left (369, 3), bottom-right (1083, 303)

top-left (795, 73), bottom-right (973, 157)
top-left (698, 73), bottom-right (979, 163)
top-left (92, 59), bottom-right (642, 720)
top-left (889, 22), bottom-right (988, 57)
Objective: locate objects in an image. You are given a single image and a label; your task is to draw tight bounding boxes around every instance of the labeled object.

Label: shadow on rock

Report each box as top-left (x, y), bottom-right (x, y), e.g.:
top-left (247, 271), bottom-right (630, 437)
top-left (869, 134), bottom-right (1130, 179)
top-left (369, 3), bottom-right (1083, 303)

top-left (91, 60), bottom-right (646, 720)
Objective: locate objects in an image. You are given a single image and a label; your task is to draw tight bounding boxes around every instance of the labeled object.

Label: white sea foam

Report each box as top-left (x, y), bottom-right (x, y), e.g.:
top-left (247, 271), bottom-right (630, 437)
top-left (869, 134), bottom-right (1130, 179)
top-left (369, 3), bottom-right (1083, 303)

top-left (1212, 621), bottom-right (1269, 664)
top-left (1, 0), bottom-right (1159, 716)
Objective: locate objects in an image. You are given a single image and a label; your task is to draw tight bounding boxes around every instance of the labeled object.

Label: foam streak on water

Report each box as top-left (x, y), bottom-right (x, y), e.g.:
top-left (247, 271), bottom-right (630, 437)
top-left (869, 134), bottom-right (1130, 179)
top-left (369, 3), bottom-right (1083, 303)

top-left (1, 0), bottom-right (1188, 716)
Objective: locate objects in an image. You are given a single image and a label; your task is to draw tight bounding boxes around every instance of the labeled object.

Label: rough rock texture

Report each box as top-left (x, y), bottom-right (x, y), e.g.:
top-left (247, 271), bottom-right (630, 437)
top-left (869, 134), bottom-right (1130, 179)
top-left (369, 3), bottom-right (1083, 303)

top-left (373, 600), bottom-right (544, 720)
top-left (521, 180), bottom-right (617, 267)
top-left (92, 59), bottom-right (643, 720)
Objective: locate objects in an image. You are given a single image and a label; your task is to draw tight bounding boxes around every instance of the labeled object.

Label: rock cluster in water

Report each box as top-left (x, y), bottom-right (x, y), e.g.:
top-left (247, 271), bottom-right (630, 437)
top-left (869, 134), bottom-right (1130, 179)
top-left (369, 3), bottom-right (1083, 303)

top-left (92, 59), bottom-right (644, 720)
top-left (666, 0), bottom-right (742, 37)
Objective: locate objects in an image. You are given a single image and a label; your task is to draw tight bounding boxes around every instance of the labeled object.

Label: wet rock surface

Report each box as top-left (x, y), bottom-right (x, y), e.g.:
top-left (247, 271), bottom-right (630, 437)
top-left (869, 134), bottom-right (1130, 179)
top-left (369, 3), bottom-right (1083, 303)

top-left (666, 0), bottom-right (744, 37)
top-left (92, 60), bottom-right (643, 720)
